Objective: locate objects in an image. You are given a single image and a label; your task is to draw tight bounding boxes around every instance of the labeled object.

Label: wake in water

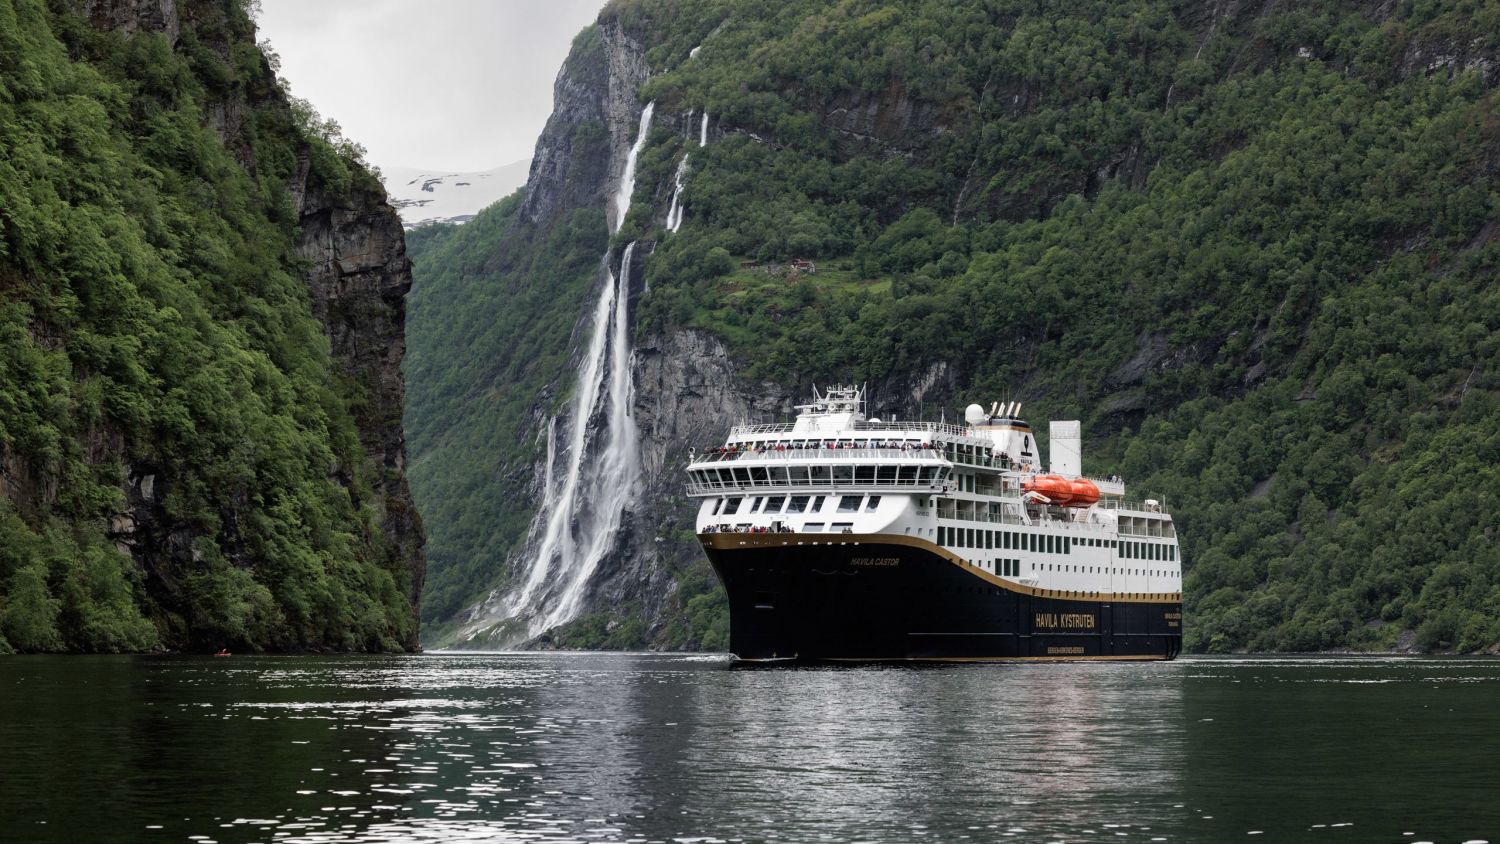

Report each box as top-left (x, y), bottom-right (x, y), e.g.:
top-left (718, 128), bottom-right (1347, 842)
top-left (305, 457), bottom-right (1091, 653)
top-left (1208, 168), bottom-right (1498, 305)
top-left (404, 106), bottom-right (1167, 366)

top-left (495, 103), bottom-right (656, 642)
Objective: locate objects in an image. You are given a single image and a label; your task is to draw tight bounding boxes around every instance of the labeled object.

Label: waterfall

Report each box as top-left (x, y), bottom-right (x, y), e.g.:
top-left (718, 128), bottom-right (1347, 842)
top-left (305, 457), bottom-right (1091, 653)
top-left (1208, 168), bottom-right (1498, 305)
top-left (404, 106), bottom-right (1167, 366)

top-left (665, 159), bottom-right (688, 232)
top-left (664, 112), bottom-right (708, 233)
top-left (613, 102), bottom-right (655, 231)
top-left (499, 102), bottom-right (654, 641)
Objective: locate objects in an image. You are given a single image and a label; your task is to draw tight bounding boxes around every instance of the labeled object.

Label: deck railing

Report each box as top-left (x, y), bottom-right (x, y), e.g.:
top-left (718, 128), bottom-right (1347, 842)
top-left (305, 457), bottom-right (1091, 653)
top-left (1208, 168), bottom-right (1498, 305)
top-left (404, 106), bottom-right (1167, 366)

top-left (728, 420), bottom-right (977, 437)
top-left (684, 477), bottom-right (950, 496)
top-left (691, 447), bottom-right (947, 465)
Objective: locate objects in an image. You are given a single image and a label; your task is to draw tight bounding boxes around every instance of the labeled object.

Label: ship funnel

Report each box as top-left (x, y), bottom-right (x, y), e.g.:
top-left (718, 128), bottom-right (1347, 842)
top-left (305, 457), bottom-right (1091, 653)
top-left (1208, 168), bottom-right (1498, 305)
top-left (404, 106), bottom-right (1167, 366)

top-left (1049, 420), bottom-right (1082, 477)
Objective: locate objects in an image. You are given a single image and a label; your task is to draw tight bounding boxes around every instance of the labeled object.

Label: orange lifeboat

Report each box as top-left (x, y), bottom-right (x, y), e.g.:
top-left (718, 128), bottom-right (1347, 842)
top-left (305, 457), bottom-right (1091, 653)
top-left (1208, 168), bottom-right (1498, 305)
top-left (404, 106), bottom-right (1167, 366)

top-left (1022, 474), bottom-right (1074, 505)
top-left (1022, 475), bottom-right (1100, 508)
top-left (1068, 478), bottom-right (1100, 507)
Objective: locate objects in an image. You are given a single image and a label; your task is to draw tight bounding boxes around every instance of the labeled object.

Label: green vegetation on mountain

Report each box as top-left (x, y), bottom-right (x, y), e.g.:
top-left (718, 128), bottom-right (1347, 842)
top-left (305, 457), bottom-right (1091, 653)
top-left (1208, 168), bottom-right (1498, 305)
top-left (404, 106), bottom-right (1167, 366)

top-left (0, 0), bottom-right (420, 653)
top-left (407, 0), bottom-right (1498, 652)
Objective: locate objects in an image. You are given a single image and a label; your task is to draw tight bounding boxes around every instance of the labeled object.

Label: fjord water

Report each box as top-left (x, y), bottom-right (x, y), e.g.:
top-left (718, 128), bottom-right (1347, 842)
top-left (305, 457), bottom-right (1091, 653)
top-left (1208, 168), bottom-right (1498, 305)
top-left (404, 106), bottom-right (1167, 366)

top-left (2, 655), bottom-right (1496, 843)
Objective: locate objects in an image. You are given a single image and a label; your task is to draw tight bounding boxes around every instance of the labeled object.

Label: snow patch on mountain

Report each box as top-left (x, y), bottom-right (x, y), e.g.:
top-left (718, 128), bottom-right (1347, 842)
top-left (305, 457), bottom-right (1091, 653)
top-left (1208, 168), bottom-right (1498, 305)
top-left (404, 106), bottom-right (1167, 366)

top-left (382, 159), bottom-right (531, 228)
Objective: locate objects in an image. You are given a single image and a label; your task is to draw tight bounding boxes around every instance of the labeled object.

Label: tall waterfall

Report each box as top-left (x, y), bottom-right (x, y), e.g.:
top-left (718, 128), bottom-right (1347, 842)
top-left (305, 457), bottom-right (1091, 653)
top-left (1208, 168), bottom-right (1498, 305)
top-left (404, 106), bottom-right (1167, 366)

top-left (499, 102), bottom-right (655, 641)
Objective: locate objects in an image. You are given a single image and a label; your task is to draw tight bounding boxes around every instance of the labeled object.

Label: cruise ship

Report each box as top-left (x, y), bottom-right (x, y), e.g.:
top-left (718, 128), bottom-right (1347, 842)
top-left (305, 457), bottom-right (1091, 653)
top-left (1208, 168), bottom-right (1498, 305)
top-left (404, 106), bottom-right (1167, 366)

top-left (686, 385), bottom-right (1183, 662)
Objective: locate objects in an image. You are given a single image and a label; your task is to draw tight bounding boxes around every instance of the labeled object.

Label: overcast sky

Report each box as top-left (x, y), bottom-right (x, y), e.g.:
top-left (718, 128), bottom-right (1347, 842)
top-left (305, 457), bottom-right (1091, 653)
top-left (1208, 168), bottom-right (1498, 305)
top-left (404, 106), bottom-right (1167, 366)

top-left (256, 0), bottom-right (608, 173)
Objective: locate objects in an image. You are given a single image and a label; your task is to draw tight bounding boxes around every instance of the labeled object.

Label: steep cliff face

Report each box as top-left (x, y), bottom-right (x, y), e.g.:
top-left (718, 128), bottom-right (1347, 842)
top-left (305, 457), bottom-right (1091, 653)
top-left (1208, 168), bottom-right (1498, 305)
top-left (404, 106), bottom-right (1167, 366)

top-left (409, 0), bottom-right (1500, 654)
top-left (0, 0), bottom-right (424, 652)
top-left (294, 177), bottom-right (426, 637)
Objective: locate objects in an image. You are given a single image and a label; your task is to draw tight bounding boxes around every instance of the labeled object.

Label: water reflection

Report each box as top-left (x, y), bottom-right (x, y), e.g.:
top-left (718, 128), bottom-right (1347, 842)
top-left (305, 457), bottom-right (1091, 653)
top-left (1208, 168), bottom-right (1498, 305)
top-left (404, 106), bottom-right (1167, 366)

top-left (2, 654), bottom-right (1497, 843)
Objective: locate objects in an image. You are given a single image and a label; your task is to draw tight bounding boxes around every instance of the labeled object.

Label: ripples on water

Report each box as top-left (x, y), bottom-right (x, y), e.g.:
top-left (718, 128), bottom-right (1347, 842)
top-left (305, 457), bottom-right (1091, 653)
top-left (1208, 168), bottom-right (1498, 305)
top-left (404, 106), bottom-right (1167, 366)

top-left (2, 653), bottom-right (1497, 843)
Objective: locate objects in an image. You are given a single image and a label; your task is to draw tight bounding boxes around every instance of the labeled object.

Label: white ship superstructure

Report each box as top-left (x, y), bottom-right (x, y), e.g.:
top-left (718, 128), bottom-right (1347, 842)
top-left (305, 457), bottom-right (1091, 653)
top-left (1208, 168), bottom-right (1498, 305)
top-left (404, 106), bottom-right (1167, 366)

top-left (687, 385), bottom-right (1181, 602)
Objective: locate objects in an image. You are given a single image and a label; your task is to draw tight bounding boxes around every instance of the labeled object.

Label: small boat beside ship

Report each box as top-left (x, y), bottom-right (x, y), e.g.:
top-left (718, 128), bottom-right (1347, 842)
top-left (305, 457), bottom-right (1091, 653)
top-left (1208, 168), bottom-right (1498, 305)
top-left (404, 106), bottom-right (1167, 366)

top-left (685, 385), bottom-right (1183, 662)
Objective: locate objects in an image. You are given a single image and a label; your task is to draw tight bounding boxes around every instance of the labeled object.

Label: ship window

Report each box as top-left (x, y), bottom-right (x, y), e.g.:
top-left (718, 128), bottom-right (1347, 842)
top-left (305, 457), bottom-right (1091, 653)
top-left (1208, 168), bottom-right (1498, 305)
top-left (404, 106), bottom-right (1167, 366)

top-left (832, 522), bottom-right (854, 532)
top-left (967, 528), bottom-right (976, 547)
top-left (1169, 546), bottom-right (1176, 561)
top-left (855, 465), bottom-right (875, 483)
top-left (787, 496), bottom-right (809, 513)
top-left (837, 495), bottom-right (862, 513)
top-left (832, 465), bottom-right (853, 484)
top-left (731, 467), bottom-right (750, 485)
top-left (877, 465), bottom-right (898, 483)
top-left (769, 467), bottom-right (789, 484)
top-left (811, 495), bottom-right (826, 512)
top-left (764, 496), bottom-right (786, 513)
top-left (804, 522), bottom-right (824, 533)
top-left (1044, 535), bottom-right (1053, 554)
top-left (809, 465), bottom-right (831, 484)
top-left (865, 496), bottom-right (881, 512)
top-left (986, 531), bottom-right (993, 550)
top-left (1029, 533), bottom-right (1038, 553)
top-left (786, 465), bottom-right (809, 485)
top-left (722, 497), bottom-right (742, 515)
top-left (711, 498), bottom-right (724, 516)
top-left (749, 466), bottom-right (769, 483)
top-left (898, 466), bottom-right (917, 483)
top-left (1002, 532), bottom-right (1011, 550)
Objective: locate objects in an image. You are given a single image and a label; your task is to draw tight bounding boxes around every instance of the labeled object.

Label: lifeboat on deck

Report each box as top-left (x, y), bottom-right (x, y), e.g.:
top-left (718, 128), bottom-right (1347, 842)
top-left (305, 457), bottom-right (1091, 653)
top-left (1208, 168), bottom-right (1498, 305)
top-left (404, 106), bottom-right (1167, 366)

top-left (1023, 475), bottom-right (1100, 508)
top-left (1068, 478), bottom-right (1100, 507)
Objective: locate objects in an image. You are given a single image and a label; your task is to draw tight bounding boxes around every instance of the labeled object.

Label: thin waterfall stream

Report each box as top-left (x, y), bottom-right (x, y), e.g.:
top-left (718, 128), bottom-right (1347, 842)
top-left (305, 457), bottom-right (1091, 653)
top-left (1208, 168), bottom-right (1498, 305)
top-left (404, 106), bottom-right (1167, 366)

top-left (665, 111), bottom-right (708, 232)
top-left (497, 102), bottom-right (656, 642)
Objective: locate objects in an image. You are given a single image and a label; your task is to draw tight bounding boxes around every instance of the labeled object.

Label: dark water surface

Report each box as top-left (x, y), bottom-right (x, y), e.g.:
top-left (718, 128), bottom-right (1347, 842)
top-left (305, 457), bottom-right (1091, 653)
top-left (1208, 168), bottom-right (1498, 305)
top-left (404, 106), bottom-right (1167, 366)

top-left (2, 653), bottom-right (1497, 843)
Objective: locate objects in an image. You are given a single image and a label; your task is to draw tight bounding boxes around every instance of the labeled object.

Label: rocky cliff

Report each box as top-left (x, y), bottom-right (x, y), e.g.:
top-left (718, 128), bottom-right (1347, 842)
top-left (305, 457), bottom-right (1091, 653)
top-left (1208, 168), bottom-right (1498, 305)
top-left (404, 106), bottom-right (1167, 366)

top-left (294, 176), bottom-right (426, 641)
top-left (0, 0), bottom-right (424, 652)
top-left (407, 0), bottom-right (1500, 654)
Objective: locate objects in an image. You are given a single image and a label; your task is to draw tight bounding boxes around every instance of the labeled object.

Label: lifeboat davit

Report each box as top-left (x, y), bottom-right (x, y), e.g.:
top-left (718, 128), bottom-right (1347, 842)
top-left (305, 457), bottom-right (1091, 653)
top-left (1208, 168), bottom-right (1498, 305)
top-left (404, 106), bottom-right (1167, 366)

top-left (1023, 475), bottom-right (1100, 508)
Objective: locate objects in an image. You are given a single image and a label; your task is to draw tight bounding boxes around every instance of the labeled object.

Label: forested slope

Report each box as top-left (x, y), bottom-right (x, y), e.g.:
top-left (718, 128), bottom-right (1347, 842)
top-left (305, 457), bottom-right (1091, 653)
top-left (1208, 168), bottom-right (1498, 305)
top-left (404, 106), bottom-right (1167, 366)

top-left (0, 0), bottom-right (424, 653)
top-left (407, 0), bottom-right (1499, 652)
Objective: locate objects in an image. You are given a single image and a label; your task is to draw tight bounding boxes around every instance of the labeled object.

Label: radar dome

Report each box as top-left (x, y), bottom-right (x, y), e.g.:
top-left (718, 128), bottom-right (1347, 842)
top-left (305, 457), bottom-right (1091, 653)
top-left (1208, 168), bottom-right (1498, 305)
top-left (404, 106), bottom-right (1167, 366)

top-left (964, 403), bottom-right (987, 425)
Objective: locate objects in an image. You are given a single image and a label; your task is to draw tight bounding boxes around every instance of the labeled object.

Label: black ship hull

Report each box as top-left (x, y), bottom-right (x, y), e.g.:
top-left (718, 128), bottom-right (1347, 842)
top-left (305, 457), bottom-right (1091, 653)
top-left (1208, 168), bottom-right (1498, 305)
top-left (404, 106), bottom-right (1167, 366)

top-left (702, 533), bottom-right (1182, 662)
